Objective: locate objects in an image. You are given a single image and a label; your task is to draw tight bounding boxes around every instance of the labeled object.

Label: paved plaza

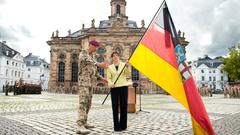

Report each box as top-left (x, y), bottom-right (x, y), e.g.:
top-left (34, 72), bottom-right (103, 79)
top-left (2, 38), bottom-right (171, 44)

top-left (0, 92), bottom-right (240, 135)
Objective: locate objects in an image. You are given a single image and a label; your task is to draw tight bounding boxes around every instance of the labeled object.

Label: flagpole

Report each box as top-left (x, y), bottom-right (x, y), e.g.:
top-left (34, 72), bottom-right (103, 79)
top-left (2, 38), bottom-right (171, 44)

top-left (101, 0), bottom-right (166, 105)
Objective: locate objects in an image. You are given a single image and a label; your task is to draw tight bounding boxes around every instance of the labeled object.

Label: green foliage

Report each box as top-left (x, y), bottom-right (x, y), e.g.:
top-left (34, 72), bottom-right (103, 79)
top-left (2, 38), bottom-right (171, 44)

top-left (222, 44), bottom-right (240, 81)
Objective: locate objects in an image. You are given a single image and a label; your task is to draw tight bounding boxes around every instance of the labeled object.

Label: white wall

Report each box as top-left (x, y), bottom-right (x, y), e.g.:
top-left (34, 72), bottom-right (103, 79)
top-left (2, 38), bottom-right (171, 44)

top-left (191, 63), bottom-right (228, 91)
top-left (0, 54), bottom-right (25, 92)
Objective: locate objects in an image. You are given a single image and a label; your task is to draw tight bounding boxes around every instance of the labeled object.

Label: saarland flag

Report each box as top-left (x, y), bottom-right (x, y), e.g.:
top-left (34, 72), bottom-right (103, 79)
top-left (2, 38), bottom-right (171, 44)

top-left (129, 1), bottom-right (215, 135)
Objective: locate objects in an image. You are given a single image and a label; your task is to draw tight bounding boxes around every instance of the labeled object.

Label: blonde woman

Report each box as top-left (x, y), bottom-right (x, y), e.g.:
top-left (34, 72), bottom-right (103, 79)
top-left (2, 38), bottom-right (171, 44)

top-left (107, 51), bottom-right (130, 132)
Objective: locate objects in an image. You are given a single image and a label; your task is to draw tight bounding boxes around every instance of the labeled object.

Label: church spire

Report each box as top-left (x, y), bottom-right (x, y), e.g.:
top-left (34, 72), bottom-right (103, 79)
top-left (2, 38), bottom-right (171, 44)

top-left (109, 0), bottom-right (128, 20)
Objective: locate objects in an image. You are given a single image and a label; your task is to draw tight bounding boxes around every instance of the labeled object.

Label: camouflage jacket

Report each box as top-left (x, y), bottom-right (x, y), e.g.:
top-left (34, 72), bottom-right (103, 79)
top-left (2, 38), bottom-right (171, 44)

top-left (78, 50), bottom-right (104, 87)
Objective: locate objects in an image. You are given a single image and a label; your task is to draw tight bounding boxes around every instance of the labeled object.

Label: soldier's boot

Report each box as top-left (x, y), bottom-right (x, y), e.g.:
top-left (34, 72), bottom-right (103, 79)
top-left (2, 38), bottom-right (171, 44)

top-left (76, 126), bottom-right (90, 134)
top-left (84, 123), bottom-right (95, 129)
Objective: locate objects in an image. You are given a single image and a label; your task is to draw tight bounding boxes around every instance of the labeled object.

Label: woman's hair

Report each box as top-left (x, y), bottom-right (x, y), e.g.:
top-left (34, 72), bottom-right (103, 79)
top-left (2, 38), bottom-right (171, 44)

top-left (111, 51), bottom-right (120, 57)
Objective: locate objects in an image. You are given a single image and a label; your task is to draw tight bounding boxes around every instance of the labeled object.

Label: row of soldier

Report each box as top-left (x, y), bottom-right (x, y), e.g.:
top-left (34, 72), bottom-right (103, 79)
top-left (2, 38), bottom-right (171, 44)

top-left (198, 86), bottom-right (213, 97)
top-left (223, 84), bottom-right (240, 98)
top-left (3, 79), bottom-right (42, 96)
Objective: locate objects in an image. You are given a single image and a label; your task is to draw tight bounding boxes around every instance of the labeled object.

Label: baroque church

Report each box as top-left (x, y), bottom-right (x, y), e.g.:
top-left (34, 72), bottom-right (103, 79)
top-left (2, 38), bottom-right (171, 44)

top-left (47, 0), bottom-right (189, 93)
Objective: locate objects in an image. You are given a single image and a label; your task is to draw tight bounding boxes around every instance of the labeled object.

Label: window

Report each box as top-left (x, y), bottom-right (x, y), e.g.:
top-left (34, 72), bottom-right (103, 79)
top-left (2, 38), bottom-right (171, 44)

top-left (97, 67), bottom-right (104, 78)
top-left (72, 62), bottom-right (78, 82)
top-left (132, 67), bottom-right (139, 81)
top-left (209, 70), bottom-right (211, 73)
top-left (201, 70), bottom-right (204, 73)
top-left (28, 74), bottom-right (31, 78)
top-left (6, 50), bottom-right (9, 55)
top-left (115, 47), bottom-right (122, 54)
top-left (72, 53), bottom-right (78, 59)
top-left (213, 70), bottom-right (215, 73)
top-left (15, 63), bottom-right (17, 67)
top-left (11, 70), bottom-right (14, 76)
top-left (15, 71), bottom-right (17, 77)
top-left (97, 56), bottom-right (104, 63)
top-left (12, 62), bottom-right (14, 66)
top-left (209, 76), bottom-right (212, 81)
top-left (116, 5), bottom-right (121, 15)
top-left (221, 76), bottom-right (224, 81)
top-left (59, 53), bottom-right (65, 59)
top-left (97, 47), bottom-right (106, 54)
top-left (58, 62), bottom-right (65, 82)
top-left (28, 68), bottom-right (31, 71)
top-left (22, 72), bottom-right (23, 77)
top-left (213, 77), bottom-right (216, 81)
top-left (18, 71), bottom-right (20, 77)
top-left (94, 55), bottom-right (104, 79)
top-left (201, 76), bottom-right (205, 81)
top-left (6, 69), bottom-right (8, 76)
top-left (6, 60), bottom-right (9, 65)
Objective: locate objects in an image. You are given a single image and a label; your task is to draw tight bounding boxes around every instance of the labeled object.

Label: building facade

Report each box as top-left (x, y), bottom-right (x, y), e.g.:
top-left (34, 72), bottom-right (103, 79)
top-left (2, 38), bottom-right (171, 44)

top-left (24, 53), bottom-right (50, 91)
top-left (0, 41), bottom-right (25, 92)
top-left (191, 55), bottom-right (228, 91)
top-left (47, 0), bottom-right (189, 93)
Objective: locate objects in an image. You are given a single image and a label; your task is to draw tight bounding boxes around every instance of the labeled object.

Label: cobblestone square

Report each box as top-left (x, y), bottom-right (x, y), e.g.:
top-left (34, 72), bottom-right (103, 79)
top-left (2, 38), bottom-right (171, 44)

top-left (0, 92), bottom-right (240, 135)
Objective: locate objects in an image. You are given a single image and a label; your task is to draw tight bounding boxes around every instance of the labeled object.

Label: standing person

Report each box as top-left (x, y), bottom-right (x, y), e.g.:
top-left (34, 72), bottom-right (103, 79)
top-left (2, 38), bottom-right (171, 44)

top-left (76, 40), bottom-right (108, 134)
top-left (5, 82), bottom-right (9, 96)
top-left (107, 51), bottom-right (130, 132)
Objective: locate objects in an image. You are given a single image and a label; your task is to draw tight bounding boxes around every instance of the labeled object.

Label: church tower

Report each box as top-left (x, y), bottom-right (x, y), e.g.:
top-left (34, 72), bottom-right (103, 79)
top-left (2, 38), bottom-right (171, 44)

top-left (109, 0), bottom-right (128, 20)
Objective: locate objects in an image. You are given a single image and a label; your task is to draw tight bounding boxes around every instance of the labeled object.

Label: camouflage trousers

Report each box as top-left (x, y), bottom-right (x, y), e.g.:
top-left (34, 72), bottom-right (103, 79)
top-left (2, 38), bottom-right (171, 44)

top-left (76, 86), bottom-right (93, 127)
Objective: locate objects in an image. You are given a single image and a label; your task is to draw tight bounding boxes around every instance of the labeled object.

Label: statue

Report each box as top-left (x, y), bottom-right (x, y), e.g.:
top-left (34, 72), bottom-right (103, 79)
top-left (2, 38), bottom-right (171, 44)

top-left (141, 19), bottom-right (145, 28)
top-left (91, 19), bottom-right (95, 28)
top-left (68, 29), bottom-right (71, 36)
top-left (56, 30), bottom-right (59, 37)
top-left (52, 32), bottom-right (54, 38)
top-left (178, 30), bottom-right (181, 37)
top-left (82, 24), bottom-right (85, 30)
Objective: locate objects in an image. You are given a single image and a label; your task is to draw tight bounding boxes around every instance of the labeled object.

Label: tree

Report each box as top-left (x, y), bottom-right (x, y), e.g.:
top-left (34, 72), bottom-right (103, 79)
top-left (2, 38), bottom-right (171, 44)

top-left (222, 44), bottom-right (240, 81)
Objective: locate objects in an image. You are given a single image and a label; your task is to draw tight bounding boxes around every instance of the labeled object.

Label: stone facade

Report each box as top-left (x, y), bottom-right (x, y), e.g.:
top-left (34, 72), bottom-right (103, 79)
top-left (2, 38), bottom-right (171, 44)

top-left (47, 0), bottom-right (189, 93)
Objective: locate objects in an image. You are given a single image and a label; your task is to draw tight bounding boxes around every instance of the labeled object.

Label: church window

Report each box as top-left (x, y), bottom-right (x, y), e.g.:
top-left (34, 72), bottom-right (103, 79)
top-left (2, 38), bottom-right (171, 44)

top-left (132, 67), bottom-right (139, 81)
top-left (116, 5), bottom-right (121, 15)
top-left (58, 62), bottom-right (65, 82)
top-left (115, 47), bottom-right (122, 54)
top-left (97, 67), bottom-right (104, 78)
top-left (72, 62), bottom-right (78, 82)
top-left (72, 53), bottom-right (78, 59)
top-left (96, 56), bottom-right (105, 78)
top-left (59, 53), bottom-right (65, 59)
top-left (97, 56), bottom-right (104, 62)
top-left (97, 47), bottom-right (106, 54)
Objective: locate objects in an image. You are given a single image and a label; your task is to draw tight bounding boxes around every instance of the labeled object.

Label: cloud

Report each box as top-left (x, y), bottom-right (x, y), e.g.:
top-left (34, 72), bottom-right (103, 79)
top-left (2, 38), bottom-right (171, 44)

top-left (168, 0), bottom-right (240, 60)
top-left (0, 0), bottom-right (5, 5)
top-left (0, 26), bottom-right (19, 41)
top-left (0, 25), bottom-right (32, 42)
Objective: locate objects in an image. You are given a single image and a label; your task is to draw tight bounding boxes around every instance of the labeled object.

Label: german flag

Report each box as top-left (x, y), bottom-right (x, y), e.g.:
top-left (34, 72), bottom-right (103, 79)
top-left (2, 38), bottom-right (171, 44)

top-left (129, 1), bottom-right (215, 135)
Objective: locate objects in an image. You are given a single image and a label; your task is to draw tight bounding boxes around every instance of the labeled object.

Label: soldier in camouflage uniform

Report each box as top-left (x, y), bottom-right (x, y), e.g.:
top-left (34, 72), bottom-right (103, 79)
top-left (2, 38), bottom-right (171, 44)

top-left (76, 40), bottom-right (108, 134)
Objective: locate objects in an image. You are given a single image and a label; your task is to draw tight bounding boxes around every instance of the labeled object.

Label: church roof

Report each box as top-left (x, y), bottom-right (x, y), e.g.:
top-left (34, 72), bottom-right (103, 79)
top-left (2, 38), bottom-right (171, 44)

top-left (70, 30), bottom-right (82, 37)
top-left (0, 41), bottom-right (19, 58)
top-left (99, 20), bottom-right (137, 28)
top-left (195, 55), bottom-right (223, 68)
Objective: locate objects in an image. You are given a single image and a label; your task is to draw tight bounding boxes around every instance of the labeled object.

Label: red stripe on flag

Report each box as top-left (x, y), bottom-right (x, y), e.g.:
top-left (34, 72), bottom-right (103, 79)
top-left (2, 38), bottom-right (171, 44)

top-left (184, 77), bottom-right (215, 135)
top-left (141, 23), bottom-right (178, 69)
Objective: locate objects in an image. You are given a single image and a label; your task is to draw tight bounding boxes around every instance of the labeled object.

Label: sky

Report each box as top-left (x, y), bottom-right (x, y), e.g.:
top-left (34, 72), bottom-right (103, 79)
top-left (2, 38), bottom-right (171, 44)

top-left (0, 0), bottom-right (240, 63)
